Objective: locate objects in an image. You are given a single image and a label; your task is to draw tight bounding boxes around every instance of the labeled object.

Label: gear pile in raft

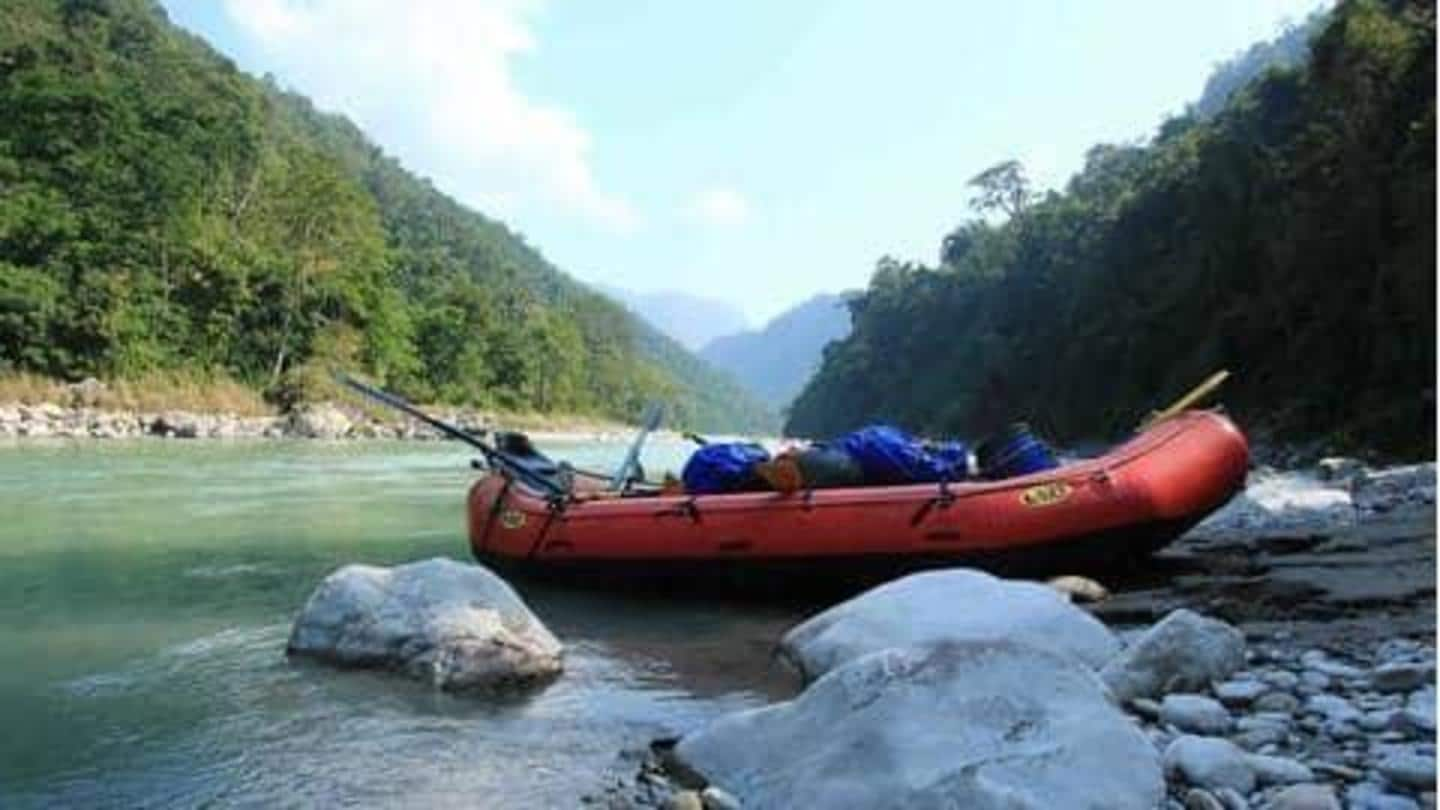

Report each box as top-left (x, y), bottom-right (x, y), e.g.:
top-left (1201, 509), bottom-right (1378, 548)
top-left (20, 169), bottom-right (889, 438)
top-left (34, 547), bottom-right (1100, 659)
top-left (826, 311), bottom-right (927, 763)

top-left (680, 421), bottom-right (1059, 496)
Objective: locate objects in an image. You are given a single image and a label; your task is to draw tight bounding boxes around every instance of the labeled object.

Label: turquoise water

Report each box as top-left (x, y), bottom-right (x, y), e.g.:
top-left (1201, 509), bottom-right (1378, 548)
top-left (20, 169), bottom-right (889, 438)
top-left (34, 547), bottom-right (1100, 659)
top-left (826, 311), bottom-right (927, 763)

top-left (0, 438), bottom-right (804, 807)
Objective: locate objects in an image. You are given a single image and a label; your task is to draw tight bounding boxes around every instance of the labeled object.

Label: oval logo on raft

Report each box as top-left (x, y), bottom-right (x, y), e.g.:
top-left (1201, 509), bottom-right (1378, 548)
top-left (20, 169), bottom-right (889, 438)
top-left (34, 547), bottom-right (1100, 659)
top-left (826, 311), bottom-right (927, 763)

top-left (1020, 481), bottom-right (1072, 507)
top-left (499, 508), bottom-right (527, 529)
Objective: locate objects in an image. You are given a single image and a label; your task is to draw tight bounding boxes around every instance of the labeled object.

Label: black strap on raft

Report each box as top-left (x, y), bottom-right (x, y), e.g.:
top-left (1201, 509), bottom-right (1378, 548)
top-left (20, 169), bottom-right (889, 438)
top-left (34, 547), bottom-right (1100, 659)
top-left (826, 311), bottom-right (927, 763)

top-left (655, 497), bottom-right (702, 524)
top-left (910, 476), bottom-right (956, 527)
top-left (477, 477), bottom-right (514, 555)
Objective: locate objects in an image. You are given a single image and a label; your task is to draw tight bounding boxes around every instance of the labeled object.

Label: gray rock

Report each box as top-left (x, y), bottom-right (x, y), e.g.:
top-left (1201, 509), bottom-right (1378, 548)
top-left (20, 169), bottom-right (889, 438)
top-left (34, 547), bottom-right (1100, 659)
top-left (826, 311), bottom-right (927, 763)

top-left (664, 791), bottom-right (704, 810)
top-left (287, 558), bottom-right (563, 691)
top-left (1373, 664), bottom-right (1435, 694)
top-left (1267, 783), bottom-right (1341, 810)
top-left (1214, 787), bottom-right (1250, 810)
top-left (700, 786), bottom-right (742, 810)
top-left (288, 403), bottom-right (353, 439)
top-left (1130, 697), bottom-right (1163, 721)
top-left (1214, 679), bottom-right (1269, 707)
top-left (1263, 670), bottom-right (1301, 691)
top-left (1047, 574), bottom-right (1110, 603)
top-left (1231, 724), bottom-right (1288, 752)
top-left (1189, 472), bottom-right (1355, 535)
top-left (1162, 694), bottom-right (1234, 735)
top-left (1186, 788), bottom-right (1226, 810)
top-left (1305, 694), bottom-right (1361, 725)
top-left (1352, 464), bottom-right (1437, 514)
top-left (1101, 609), bottom-right (1246, 702)
top-left (1315, 457), bottom-right (1367, 484)
top-left (1163, 735), bottom-right (1256, 794)
top-left (1348, 781), bottom-right (1422, 810)
top-left (1378, 751), bottom-right (1437, 791)
top-left (1254, 691), bottom-right (1301, 714)
top-left (676, 641), bottom-right (1164, 810)
top-left (778, 568), bottom-right (1120, 682)
top-left (1245, 754), bottom-right (1313, 785)
top-left (1402, 686), bottom-right (1437, 734)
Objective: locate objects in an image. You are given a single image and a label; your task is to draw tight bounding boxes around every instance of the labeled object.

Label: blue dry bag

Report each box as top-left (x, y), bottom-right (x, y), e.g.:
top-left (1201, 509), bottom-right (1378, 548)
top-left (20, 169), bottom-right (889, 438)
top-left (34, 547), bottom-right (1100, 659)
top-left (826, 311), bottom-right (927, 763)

top-left (840, 425), bottom-right (964, 485)
top-left (682, 442), bottom-right (771, 494)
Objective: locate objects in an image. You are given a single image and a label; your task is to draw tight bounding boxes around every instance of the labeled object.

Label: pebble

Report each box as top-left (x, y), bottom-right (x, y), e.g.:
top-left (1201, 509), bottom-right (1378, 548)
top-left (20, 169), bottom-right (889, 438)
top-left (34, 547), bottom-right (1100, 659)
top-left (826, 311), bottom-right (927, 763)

top-left (1255, 691), bottom-right (1301, 714)
top-left (1373, 664), bottom-right (1434, 694)
top-left (1264, 671), bottom-right (1302, 691)
top-left (1164, 735), bottom-right (1257, 794)
top-left (700, 786), bottom-right (741, 810)
top-left (1214, 679), bottom-right (1270, 707)
top-left (1306, 694), bottom-right (1362, 725)
top-left (1163, 694), bottom-right (1235, 735)
top-left (1214, 786), bottom-right (1250, 810)
top-left (1378, 751), bottom-right (1438, 791)
top-left (1246, 753), bottom-right (1314, 785)
top-left (663, 790), bottom-right (704, 810)
top-left (1268, 783), bottom-right (1342, 810)
top-left (1131, 697), bottom-right (1163, 721)
top-left (1185, 787), bottom-right (1226, 810)
top-left (1349, 781), bottom-right (1422, 810)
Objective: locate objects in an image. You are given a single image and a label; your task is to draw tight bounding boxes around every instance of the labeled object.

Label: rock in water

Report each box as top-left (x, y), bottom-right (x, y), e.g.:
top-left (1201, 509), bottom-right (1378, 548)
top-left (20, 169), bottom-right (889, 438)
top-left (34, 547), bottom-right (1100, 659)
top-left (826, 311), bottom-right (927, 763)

top-left (1101, 609), bottom-right (1245, 702)
top-left (779, 568), bottom-right (1120, 681)
top-left (675, 641), bottom-right (1164, 810)
top-left (287, 558), bottom-right (563, 691)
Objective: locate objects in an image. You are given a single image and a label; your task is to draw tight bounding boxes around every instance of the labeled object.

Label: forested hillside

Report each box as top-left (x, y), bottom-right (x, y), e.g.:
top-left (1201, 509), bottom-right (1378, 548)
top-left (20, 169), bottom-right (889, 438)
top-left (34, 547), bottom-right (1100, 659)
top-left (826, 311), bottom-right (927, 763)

top-left (0, 0), bottom-right (777, 433)
top-left (788, 0), bottom-right (1434, 458)
top-left (700, 293), bottom-right (853, 410)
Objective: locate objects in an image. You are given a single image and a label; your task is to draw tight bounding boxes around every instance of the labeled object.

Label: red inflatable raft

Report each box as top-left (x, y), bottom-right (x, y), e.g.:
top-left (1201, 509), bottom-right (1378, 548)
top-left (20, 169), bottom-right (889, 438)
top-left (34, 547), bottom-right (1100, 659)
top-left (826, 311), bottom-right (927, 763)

top-left (467, 410), bottom-right (1248, 585)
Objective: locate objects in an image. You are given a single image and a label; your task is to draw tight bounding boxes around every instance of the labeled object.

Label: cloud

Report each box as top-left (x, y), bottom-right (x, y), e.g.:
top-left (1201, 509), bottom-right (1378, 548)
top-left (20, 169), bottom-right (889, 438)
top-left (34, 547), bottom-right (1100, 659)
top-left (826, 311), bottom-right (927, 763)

top-left (690, 187), bottom-right (750, 227)
top-left (220, 0), bottom-right (638, 231)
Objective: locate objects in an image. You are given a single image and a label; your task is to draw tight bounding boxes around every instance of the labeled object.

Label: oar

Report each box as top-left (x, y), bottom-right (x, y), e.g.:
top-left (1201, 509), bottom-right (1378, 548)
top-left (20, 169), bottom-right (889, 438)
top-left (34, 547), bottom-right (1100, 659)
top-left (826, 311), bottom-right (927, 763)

top-left (334, 373), bottom-right (568, 498)
top-left (1138, 370), bottom-right (1231, 431)
top-left (608, 401), bottom-right (664, 490)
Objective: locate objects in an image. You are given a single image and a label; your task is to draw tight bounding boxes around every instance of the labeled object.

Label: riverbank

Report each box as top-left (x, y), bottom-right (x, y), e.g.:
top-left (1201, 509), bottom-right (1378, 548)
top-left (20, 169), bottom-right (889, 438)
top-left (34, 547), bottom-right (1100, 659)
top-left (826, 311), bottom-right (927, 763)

top-left (589, 461), bottom-right (1436, 808)
top-left (0, 394), bottom-right (638, 443)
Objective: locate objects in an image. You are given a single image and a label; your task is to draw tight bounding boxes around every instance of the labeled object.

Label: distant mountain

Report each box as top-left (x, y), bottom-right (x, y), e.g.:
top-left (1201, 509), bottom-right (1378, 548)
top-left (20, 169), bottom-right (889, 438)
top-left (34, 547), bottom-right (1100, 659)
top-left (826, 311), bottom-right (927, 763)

top-left (700, 293), bottom-right (854, 410)
top-left (596, 285), bottom-right (751, 351)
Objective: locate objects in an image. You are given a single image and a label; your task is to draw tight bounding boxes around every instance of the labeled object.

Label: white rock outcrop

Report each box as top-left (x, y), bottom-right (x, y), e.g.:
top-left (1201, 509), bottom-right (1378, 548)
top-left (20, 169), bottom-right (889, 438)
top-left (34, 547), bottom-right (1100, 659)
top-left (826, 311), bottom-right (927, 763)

top-left (676, 641), bottom-right (1165, 810)
top-left (287, 557), bottom-right (562, 691)
top-left (1101, 609), bottom-right (1245, 702)
top-left (778, 568), bottom-right (1120, 682)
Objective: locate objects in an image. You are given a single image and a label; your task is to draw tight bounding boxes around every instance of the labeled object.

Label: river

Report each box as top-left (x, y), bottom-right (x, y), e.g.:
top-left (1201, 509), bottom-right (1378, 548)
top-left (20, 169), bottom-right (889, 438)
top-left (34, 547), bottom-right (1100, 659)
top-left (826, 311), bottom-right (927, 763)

top-left (0, 438), bottom-right (809, 808)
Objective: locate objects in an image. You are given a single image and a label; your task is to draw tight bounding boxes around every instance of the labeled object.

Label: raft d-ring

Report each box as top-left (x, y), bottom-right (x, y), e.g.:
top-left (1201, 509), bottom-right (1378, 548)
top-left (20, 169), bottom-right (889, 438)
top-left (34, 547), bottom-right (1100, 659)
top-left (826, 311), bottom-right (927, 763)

top-left (1090, 470), bottom-right (1113, 487)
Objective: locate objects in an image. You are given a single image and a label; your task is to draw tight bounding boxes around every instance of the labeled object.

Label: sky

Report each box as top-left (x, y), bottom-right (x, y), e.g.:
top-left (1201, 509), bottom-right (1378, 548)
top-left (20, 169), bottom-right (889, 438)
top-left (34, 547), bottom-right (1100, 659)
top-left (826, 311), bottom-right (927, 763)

top-left (161, 0), bottom-right (1330, 326)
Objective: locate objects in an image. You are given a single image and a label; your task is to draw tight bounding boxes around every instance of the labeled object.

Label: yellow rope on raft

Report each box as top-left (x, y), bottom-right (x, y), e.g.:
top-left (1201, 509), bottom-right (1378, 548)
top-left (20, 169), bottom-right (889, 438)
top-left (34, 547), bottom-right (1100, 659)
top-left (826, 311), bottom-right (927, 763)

top-left (1139, 370), bottom-right (1231, 431)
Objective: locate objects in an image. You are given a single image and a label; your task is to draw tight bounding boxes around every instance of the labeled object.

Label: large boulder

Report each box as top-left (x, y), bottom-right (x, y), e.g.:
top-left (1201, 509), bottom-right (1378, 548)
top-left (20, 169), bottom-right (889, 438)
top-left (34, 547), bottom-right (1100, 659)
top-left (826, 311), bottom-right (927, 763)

top-left (287, 557), bottom-right (563, 691)
top-left (779, 569), bottom-right (1120, 682)
top-left (1189, 471), bottom-right (1355, 537)
top-left (675, 641), bottom-right (1164, 810)
top-left (1100, 609), bottom-right (1245, 702)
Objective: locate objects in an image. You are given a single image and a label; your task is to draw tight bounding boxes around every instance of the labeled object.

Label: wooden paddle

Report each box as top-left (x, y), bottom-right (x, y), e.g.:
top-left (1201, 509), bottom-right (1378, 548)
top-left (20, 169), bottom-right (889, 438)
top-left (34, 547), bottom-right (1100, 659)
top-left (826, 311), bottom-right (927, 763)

top-left (1138, 370), bottom-right (1231, 431)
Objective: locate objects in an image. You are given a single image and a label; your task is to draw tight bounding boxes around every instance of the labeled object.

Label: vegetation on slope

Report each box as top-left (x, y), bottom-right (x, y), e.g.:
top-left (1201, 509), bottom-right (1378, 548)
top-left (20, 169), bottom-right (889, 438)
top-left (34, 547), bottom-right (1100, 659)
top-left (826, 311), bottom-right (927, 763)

top-left (788, 0), bottom-right (1435, 458)
top-left (0, 0), bottom-right (776, 433)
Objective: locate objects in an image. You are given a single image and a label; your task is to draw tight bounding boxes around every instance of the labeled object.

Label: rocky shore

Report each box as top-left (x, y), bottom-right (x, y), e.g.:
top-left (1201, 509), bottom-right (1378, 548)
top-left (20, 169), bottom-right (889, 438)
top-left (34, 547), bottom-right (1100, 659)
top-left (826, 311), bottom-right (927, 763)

top-left (0, 400), bottom-right (630, 442)
top-left (580, 461), bottom-right (1437, 809)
